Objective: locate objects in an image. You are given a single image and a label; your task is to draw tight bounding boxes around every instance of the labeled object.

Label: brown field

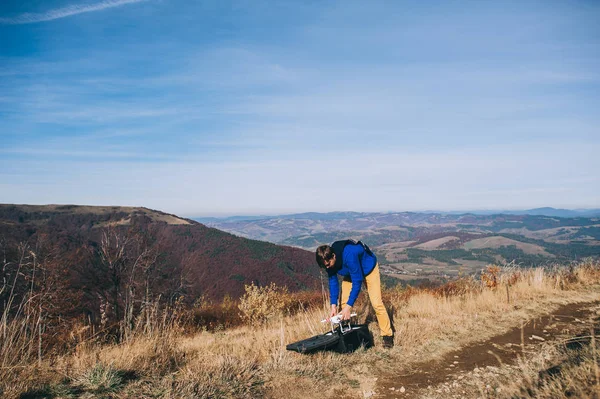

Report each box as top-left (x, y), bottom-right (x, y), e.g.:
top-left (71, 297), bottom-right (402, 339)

top-left (463, 235), bottom-right (553, 256)
top-left (377, 226), bottom-right (411, 232)
top-left (383, 258), bottom-right (489, 279)
top-left (378, 241), bottom-right (416, 263)
top-left (415, 236), bottom-right (460, 249)
top-left (499, 225), bottom-right (585, 241)
top-left (451, 258), bottom-right (490, 270)
top-left (379, 241), bottom-right (417, 249)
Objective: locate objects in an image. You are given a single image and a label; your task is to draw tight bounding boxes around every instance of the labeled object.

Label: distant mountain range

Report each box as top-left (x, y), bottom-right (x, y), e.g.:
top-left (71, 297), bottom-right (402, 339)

top-left (193, 208), bottom-right (600, 281)
top-left (195, 208), bottom-right (600, 223)
top-left (437, 207), bottom-right (600, 218)
top-left (194, 209), bottom-right (600, 245)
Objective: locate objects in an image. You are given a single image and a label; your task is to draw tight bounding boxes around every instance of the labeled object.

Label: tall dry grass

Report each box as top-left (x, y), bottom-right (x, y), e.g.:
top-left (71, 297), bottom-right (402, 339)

top-left (0, 244), bottom-right (50, 397)
top-left (0, 297), bottom-right (46, 397)
top-left (502, 342), bottom-right (600, 399)
top-left (2, 259), bottom-right (600, 398)
top-left (468, 312), bottom-right (600, 399)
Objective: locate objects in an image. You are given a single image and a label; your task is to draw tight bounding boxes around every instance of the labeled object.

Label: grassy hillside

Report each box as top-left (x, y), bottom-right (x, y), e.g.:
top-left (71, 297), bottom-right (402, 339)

top-left (2, 259), bottom-right (599, 398)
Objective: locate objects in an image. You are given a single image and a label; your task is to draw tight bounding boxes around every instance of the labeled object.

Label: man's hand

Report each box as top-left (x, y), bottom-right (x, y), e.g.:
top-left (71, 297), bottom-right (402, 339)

top-left (340, 305), bottom-right (353, 320)
top-left (330, 304), bottom-right (338, 320)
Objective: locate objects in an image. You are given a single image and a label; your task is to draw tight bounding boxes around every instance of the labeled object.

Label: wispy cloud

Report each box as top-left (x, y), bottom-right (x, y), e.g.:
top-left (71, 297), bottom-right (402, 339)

top-left (0, 0), bottom-right (148, 25)
top-left (0, 147), bottom-right (151, 159)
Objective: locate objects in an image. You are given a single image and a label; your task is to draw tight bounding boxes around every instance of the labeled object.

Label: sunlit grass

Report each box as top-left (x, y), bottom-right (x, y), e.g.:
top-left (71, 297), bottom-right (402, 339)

top-left (2, 260), bottom-right (600, 398)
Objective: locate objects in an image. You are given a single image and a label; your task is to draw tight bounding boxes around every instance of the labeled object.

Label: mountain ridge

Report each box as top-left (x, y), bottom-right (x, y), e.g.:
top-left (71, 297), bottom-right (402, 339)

top-left (193, 207), bottom-right (600, 223)
top-left (0, 204), bottom-right (320, 303)
top-left (193, 208), bottom-right (600, 283)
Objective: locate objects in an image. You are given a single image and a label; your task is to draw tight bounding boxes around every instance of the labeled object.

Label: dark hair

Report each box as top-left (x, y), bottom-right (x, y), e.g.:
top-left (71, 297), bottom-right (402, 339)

top-left (315, 244), bottom-right (334, 268)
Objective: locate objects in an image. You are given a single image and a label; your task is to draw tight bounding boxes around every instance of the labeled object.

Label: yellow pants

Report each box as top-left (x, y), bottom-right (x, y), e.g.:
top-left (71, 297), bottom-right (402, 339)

top-left (340, 264), bottom-right (393, 337)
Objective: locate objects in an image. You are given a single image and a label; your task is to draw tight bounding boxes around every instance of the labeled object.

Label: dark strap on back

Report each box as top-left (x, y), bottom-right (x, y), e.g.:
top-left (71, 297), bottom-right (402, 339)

top-left (330, 239), bottom-right (374, 273)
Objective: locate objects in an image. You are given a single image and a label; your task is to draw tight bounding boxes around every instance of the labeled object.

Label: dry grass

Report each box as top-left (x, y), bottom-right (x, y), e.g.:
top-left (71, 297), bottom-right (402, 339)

top-left (447, 316), bottom-right (600, 399)
top-left (2, 260), bottom-right (600, 398)
top-left (497, 340), bottom-right (600, 399)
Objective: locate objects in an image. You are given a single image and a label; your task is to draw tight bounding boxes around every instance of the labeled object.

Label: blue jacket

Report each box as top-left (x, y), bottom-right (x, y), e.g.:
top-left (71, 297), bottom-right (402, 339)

top-left (327, 240), bottom-right (377, 307)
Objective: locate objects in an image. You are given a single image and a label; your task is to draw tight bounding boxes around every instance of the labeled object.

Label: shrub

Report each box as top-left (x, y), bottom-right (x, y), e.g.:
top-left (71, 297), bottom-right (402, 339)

top-left (576, 257), bottom-right (600, 283)
top-left (169, 355), bottom-right (264, 398)
top-left (238, 283), bottom-right (288, 326)
top-left (74, 363), bottom-right (123, 395)
top-left (189, 295), bottom-right (242, 331)
top-left (481, 265), bottom-right (501, 288)
top-left (280, 290), bottom-right (324, 315)
top-left (430, 276), bottom-right (480, 297)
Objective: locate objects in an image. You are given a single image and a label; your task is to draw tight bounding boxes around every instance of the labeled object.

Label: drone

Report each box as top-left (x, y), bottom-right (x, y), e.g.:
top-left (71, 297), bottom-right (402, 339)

top-left (321, 312), bottom-right (358, 333)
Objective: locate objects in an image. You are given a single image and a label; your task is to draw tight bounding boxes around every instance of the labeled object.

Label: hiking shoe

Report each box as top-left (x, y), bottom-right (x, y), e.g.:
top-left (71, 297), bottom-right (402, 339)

top-left (382, 336), bottom-right (394, 349)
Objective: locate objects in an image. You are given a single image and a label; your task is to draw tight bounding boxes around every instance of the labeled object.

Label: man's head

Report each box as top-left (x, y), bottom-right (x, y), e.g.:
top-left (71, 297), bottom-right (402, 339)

top-left (316, 245), bottom-right (336, 269)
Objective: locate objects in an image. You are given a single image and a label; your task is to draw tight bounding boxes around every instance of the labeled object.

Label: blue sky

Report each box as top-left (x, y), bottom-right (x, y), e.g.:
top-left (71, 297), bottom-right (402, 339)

top-left (1, 0), bottom-right (599, 216)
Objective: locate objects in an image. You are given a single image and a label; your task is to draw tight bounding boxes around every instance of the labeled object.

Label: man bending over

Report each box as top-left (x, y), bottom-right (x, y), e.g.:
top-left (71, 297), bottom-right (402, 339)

top-left (316, 239), bottom-right (394, 348)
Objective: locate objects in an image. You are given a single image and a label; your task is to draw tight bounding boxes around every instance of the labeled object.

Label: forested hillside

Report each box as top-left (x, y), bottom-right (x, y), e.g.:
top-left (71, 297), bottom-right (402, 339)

top-left (0, 204), bottom-right (319, 343)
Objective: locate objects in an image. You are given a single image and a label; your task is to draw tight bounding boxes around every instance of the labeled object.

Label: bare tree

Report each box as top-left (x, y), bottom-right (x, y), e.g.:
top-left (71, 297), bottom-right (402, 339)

top-left (98, 228), bottom-right (130, 327)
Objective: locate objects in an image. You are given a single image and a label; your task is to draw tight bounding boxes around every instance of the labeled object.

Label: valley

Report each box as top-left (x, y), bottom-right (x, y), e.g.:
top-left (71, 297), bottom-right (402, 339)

top-left (197, 210), bottom-right (600, 283)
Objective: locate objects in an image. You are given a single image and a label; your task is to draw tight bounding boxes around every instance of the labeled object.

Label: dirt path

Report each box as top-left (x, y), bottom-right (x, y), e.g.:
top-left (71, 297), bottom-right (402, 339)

top-left (374, 300), bottom-right (600, 398)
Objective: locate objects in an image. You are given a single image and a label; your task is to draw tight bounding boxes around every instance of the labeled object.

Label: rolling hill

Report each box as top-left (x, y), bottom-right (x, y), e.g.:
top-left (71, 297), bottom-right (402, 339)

top-left (196, 210), bottom-right (600, 281)
top-left (0, 204), bottom-right (320, 331)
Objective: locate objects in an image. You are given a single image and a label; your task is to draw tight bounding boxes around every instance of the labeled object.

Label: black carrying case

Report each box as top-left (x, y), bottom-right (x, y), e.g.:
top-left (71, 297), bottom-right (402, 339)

top-left (286, 324), bottom-right (373, 354)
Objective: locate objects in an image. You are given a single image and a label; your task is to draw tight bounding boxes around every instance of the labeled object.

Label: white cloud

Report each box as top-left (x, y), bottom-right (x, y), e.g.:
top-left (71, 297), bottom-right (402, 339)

top-left (0, 0), bottom-right (148, 25)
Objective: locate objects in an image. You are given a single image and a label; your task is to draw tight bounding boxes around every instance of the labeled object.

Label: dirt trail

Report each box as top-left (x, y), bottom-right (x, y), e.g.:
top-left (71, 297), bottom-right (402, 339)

top-left (375, 301), bottom-right (600, 398)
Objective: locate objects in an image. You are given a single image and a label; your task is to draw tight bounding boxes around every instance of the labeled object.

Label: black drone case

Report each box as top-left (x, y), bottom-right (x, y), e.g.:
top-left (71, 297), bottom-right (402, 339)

top-left (286, 324), bottom-right (373, 354)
